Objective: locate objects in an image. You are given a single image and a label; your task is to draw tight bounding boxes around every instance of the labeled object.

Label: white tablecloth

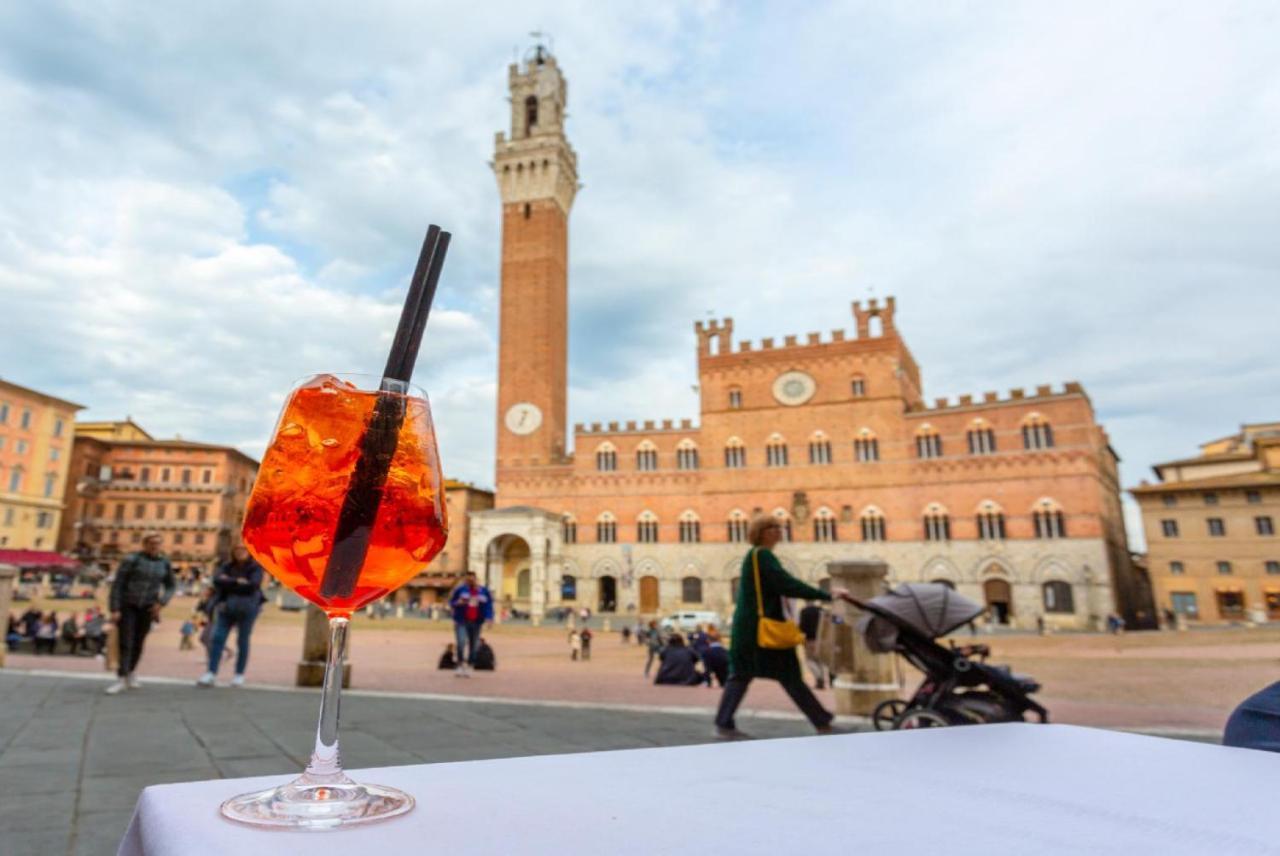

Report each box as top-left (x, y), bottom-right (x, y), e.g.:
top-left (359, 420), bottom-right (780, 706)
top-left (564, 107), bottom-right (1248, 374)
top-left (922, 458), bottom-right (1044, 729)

top-left (119, 724), bottom-right (1280, 856)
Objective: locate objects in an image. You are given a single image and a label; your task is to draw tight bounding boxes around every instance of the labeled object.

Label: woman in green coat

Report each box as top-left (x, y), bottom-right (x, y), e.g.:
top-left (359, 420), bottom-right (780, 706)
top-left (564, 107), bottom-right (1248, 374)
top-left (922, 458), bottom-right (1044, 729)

top-left (714, 515), bottom-right (848, 739)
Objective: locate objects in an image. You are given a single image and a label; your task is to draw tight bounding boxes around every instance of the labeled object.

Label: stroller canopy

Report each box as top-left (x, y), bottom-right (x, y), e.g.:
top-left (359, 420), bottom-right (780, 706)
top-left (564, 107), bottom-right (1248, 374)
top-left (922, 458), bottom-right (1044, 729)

top-left (857, 583), bottom-right (985, 653)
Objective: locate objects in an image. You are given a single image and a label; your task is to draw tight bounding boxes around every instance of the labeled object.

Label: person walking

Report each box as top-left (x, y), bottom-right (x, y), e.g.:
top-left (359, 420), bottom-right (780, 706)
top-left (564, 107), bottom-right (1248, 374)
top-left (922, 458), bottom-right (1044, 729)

top-left (448, 571), bottom-right (493, 677)
top-left (714, 515), bottom-right (847, 739)
top-left (643, 620), bottom-right (664, 678)
top-left (569, 629), bottom-right (582, 661)
top-left (196, 545), bottom-right (265, 688)
top-left (105, 533), bottom-right (176, 694)
top-left (798, 600), bottom-right (827, 690)
top-left (579, 626), bottom-right (593, 661)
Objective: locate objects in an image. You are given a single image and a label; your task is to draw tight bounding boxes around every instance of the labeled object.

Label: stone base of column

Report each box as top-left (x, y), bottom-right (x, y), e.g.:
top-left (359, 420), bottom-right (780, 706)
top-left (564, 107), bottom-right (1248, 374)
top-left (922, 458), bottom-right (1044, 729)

top-left (295, 603), bottom-right (351, 688)
top-left (295, 661), bottom-right (351, 688)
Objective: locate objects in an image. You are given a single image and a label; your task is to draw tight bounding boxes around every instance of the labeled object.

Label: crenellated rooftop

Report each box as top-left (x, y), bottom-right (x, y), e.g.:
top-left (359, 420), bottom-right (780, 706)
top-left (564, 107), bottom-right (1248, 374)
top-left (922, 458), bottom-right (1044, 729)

top-left (909, 382), bottom-right (1086, 415)
top-left (695, 297), bottom-right (900, 359)
top-left (575, 418), bottom-right (698, 437)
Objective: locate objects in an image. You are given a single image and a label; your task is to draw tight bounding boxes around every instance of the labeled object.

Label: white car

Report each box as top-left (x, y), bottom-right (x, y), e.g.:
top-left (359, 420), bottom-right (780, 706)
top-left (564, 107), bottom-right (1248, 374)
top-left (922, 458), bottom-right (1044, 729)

top-left (659, 611), bottom-right (723, 633)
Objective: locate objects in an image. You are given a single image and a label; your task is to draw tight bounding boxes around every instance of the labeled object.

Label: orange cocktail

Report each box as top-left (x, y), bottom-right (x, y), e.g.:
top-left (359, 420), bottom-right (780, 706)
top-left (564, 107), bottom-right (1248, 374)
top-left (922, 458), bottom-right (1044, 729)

top-left (242, 373), bottom-right (447, 616)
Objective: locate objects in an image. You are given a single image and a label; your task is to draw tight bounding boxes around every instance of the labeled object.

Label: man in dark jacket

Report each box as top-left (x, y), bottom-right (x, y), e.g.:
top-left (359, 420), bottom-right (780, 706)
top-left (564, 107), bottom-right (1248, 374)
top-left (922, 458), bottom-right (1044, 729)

top-left (654, 634), bottom-right (704, 686)
top-left (448, 572), bottom-right (493, 676)
top-left (196, 545), bottom-right (265, 688)
top-left (106, 533), bottom-right (176, 695)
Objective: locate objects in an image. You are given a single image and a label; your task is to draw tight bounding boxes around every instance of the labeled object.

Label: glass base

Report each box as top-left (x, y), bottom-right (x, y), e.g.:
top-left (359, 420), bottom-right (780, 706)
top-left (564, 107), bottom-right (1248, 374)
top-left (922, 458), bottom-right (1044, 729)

top-left (220, 770), bottom-right (414, 830)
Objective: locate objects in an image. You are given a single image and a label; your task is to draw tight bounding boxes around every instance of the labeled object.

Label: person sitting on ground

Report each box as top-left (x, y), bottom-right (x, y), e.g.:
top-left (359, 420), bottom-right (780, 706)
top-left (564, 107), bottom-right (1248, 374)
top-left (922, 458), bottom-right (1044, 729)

top-left (34, 612), bottom-right (59, 654)
top-left (438, 642), bottom-right (457, 670)
top-left (701, 628), bottom-right (730, 688)
top-left (473, 637), bottom-right (496, 671)
top-left (654, 633), bottom-right (704, 686)
top-left (60, 612), bottom-right (84, 654)
top-left (1224, 681), bottom-right (1280, 753)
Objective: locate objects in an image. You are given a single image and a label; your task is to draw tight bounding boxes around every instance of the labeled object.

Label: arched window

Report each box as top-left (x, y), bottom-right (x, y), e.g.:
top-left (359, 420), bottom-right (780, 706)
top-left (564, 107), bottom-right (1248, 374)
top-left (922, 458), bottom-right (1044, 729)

top-left (562, 514), bottom-right (577, 544)
top-left (596, 512), bottom-right (617, 544)
top-left (915, 425), bottom-right (942, 459)
top-left (595, 442), bottom-right (617, 472)
top-left (724, 437), bottom-right (746, 469)
top-left (808, 431), bottom-right (832, 465)
top-left (1042, 580), bottom-right (1075, 613)
top-left (517, 568), bottom-right (531, 598)
top-left (976, 501), bottom-right (1006, 540)
top-left (676, 438), bottom-right (699, 470)
top-left (923, 503), bottom-right (951, 542)
top-left (637, 510), bottom-right (659, 543)
top-left (766, 434), bottom-right (789, 467)
top-left (854, 428), bottom-right (880, 462)
top-left (635, 441), bottom-right (658, 472)
top-left (726, 509), bottom-right (749, 543)
top-left (772, 508), bottom-right (793, 542)
top-left (679, 510), bottom-right (701, 543)
top-left (682, 576), bottom-right (703, 603)
top-left (850, 375), bottom-right (866, 397)
top-left (1033, 499), bottom-right (1067, 539)
top-left (561, 575), bottom-right (577, 600)
top-left (1022, 413), bottom-right (1055, 451)
top-left (813, 507), bottom-right (838, 543)
top-left (728, 387), bottom-right (743, 409)
top-left (860, 506), bottom-right (886, 542)
top-left (967, 420), bottom-right (996, 455)
top-left (524, 95), bottom-right (538, 134)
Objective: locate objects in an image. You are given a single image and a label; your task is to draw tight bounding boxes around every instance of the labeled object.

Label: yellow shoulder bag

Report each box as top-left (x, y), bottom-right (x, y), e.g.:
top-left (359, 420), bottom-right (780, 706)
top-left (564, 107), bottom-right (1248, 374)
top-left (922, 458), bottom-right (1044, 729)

top-left (753, 548), bottom-right (807, 650)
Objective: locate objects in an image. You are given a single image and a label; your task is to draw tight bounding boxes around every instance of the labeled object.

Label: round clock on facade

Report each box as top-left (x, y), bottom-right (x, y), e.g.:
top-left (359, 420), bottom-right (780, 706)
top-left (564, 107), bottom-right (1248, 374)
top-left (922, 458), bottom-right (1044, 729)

top-left (505, 402), bottom-right (543, 435)
top-left (772, 371), bottom-right (817, 406)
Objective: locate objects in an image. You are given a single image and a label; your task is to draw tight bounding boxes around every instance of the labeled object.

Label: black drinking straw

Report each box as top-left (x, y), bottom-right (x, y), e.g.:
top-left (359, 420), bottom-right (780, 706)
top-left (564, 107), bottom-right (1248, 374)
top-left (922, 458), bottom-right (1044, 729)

top-left (319, 226), bottom-right (451, 600)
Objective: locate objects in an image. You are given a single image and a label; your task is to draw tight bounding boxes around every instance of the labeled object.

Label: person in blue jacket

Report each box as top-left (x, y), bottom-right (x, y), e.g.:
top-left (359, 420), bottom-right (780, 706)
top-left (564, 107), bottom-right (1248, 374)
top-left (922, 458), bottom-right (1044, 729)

top-left (1224, 681), bottom-right (1280, 753)
top-left (196, 544), bottom-right (265, 688)
top-left (448, 571), bottom-right (494, 677)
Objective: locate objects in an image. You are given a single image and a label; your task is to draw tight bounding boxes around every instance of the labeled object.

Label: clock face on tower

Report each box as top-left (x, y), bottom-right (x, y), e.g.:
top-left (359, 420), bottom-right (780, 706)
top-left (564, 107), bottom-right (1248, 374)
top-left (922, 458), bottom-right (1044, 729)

top-left (772, 370), bottom-right (817, 406)
top-left (505, 402), bottom-right (544, 435)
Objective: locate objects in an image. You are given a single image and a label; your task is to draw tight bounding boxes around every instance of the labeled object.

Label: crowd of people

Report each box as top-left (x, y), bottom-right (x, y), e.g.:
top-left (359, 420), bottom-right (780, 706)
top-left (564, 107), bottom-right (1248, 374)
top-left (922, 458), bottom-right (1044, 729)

top-left (6, 606), bottom-right (107, 655)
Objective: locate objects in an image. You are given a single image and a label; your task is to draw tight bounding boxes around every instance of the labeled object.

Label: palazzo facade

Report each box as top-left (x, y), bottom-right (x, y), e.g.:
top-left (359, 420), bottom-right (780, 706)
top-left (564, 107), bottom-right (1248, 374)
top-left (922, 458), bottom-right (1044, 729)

top-left (468, 47), bottom-right (1140, 630)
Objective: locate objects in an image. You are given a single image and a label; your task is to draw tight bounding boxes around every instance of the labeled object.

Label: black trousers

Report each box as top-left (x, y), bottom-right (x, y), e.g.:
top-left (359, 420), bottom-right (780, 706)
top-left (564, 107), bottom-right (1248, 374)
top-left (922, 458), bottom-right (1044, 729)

top-left (714, 675), bottom-right (833, 730)
top-left (116, 604), bottom-right (154, 677)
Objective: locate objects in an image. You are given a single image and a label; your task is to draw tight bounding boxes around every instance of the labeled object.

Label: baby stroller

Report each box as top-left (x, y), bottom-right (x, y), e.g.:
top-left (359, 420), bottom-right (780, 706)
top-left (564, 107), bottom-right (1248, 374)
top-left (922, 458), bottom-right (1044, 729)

top-left (846, 583), bottom-right (1049, 730)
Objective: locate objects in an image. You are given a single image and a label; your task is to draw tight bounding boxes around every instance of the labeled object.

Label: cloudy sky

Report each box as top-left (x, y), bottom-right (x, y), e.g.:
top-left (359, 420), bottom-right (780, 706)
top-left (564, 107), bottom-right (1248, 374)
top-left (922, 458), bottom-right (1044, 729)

top-left (2, 2), bottom-right (1278, 548)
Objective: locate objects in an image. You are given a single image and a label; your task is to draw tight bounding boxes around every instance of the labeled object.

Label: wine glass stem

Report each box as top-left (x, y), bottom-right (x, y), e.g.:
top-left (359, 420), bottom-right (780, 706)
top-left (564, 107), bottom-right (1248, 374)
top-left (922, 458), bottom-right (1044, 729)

top-left (305, 616), bottom-right (349, 779)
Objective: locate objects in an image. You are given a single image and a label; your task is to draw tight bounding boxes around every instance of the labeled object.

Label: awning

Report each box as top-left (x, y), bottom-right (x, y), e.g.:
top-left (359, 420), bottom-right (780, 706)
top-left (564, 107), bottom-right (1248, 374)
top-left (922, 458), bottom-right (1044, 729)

top-left (0, 549), bottom-right (82, 568)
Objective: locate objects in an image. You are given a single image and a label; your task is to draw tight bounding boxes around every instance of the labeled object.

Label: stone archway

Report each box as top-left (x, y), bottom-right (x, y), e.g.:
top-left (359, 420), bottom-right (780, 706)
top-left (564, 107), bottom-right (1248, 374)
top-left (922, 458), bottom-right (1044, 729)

top-left (983, 577), bottom-right (1013, 624)
top-left (599, 575), bottom-right (617, 613)
top-left (485, 534), bottom-right (531, 609)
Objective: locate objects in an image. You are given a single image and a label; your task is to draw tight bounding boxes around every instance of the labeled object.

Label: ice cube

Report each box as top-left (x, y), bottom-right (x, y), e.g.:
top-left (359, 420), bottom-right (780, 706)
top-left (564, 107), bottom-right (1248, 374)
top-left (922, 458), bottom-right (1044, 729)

top-left (279, 422), bottom-right (303, 439)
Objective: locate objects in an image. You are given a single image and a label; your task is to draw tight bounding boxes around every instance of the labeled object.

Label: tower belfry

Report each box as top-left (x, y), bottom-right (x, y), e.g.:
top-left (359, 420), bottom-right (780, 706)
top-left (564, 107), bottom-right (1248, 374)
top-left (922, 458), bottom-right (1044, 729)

top-left (493, 43), bottom-right (578, 496)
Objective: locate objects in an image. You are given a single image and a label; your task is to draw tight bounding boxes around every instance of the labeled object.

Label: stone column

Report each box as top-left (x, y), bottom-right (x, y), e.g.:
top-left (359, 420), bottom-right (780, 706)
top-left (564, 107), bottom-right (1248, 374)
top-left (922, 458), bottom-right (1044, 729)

top-left (826, 559), bottom-right (898, 716)
top-left (0, 564), bottom-right (15, 668)
top-left (296, 604), bottom-right (350, 688)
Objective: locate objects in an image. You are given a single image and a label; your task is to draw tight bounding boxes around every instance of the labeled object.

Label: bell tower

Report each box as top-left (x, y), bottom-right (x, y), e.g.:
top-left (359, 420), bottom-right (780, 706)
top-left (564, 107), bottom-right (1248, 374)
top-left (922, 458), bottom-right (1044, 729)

top-left (493, 43), bottom-right (578, 493)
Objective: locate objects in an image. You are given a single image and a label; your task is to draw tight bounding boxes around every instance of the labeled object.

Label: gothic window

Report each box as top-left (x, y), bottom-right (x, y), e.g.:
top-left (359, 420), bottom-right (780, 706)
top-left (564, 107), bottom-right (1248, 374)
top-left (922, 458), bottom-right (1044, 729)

top-left (595, 442), bottom-right (617, 472)
top-left (851, 376), bottom-right (866, 397)
top-left (676, 439), bottom-right (699, 470)
top-left (1042, 581), bottom-right (1075, 614)
top-left (1022, 414), bottom-right (1055, 450)
top-left (860, 507), bottom-right (886, 542)
top-left (679, 511), bottom-right (702, 544)
top-left (967, 420), bottom-right (997, 455)
top-left (808, 431), bottom-right (832, 465)
top-left (636, 441), bottom-right (658, 471)
top-left (915, 426), bottom-right (943, 459)
top-left (596, 513), bottom-right (618, 544)
top-left (726, 509), bottom-right (749, 543)
top-left (854, 429), bottom-right (879, 462)
top-left (561, 575), bottom-right (577, 600)
top-left (923, 504), bottom-right (951, 542)
top-left (562, 515), bottom-right (577, 544)
top-left (772, 509), bottom-right (793, 542)
top-left (976, 502), bottom-right (1006, 540)
top-left (637, 511), bottom-right (660, 544)
top-left (728, 387), bottom-right (743, 409)
top-left (524, 95), bottom-right (538, 135)
top-left (682, 576), bottom-right (703, 603)
top-left (813, 507), bottom-right (838, 543)
top-left (1032, 500), bottom-right (1067, 539)
top-left (765, 434), bottom-right (788, 467)
top-left (724, 437), bottom-right (746, 469)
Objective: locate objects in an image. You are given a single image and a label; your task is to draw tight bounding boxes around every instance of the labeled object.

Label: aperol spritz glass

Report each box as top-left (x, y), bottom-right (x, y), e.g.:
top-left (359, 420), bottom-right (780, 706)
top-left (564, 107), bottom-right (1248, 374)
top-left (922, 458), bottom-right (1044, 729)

top-left (220, 373), bottom-right (448, 829)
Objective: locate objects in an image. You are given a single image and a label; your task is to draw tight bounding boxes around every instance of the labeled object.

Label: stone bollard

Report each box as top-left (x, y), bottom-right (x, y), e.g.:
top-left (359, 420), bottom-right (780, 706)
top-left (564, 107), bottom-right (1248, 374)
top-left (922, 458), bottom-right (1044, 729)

top-left (296, 604), bottom-right (351, 688)
top-left (827, 560), bottom-right (899, 717)
top-left (0, 564), bottom-right (15, 668)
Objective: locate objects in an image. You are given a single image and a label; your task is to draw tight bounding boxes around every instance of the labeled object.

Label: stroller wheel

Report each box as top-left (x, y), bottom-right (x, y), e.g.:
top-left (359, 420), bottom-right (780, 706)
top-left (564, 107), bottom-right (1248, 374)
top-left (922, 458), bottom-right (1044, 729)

top-left (894, 709), bottom-right (954, 730)
top-left (872, 699), bottom-right (909, 731)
